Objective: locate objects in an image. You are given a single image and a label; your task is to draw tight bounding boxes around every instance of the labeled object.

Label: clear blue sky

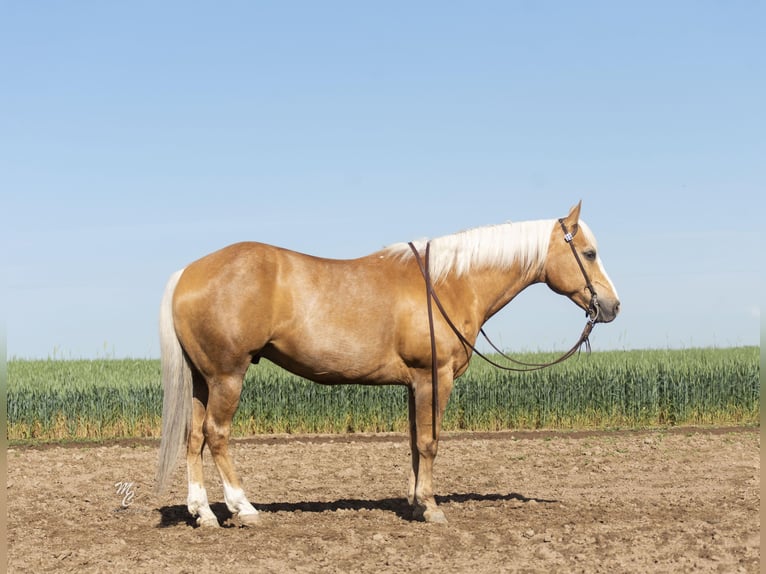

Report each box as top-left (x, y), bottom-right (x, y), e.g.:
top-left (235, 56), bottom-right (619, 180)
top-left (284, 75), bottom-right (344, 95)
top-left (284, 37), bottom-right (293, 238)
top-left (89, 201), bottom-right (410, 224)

top-left (3, 1), bottom-right (762, 359)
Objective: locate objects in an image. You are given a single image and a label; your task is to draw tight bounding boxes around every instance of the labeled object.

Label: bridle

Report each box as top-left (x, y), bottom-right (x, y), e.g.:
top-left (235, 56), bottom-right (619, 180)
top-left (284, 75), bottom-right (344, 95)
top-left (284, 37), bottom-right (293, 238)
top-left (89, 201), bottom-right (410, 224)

top-left (558, 218), bottom-right (600, 325)
top-left (407, 218), bottom-right (600, 439)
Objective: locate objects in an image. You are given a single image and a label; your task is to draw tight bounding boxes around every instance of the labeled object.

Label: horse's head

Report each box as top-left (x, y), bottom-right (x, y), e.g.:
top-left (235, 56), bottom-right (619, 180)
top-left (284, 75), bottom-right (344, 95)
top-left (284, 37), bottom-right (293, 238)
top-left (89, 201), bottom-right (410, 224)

top-left (543, 201), bottom-right (620, 324)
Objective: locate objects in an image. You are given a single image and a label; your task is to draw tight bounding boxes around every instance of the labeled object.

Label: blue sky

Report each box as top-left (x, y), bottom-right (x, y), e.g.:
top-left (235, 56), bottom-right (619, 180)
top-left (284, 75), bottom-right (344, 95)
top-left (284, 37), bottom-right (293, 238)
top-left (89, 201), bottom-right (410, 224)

top-left (3, 1), bottom-right (762, 359)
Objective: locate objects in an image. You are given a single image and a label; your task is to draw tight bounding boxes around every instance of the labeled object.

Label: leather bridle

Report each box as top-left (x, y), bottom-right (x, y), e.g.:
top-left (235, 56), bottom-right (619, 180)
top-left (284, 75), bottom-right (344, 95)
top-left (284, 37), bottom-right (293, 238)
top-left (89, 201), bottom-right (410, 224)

top-left (558, 218), bottom-right (600, 325)
top-left (408, 219), bottom-right (600, 438)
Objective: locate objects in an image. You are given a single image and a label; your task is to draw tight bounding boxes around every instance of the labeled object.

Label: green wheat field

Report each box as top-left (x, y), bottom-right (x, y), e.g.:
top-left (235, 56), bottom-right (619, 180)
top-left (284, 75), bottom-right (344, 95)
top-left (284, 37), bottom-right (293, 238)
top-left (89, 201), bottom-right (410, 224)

top-left (7, 346), bottom-right (759, 442)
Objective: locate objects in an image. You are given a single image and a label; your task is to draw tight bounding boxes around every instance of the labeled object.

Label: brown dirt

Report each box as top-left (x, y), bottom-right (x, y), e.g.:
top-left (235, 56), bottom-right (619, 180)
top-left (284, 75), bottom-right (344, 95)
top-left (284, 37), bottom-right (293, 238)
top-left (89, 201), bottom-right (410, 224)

top-left (7, 428), bottom-right (760, 573)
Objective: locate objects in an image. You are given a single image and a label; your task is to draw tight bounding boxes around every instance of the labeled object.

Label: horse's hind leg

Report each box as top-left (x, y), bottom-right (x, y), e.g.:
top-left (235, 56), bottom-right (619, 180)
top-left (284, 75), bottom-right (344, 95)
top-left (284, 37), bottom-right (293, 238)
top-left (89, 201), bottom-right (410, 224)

top-left (204, 373), bottom-right (260, 526)
top-left (186, 371), bottom-right (219, 527)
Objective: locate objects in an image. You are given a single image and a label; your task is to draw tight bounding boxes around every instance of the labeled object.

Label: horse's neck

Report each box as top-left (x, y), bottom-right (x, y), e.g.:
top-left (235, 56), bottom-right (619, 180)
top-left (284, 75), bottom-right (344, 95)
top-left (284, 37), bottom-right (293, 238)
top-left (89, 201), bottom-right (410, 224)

top-left (448, 263), bottom-right (541, 327)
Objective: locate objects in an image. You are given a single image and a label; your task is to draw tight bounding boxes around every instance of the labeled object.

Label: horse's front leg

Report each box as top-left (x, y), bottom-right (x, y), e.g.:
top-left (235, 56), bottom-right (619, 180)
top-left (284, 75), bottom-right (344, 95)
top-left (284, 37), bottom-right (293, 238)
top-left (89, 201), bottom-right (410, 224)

top-left (407, 386), bottom-right (419, 507)
top-left (407, 372), bottom-right (453, 523)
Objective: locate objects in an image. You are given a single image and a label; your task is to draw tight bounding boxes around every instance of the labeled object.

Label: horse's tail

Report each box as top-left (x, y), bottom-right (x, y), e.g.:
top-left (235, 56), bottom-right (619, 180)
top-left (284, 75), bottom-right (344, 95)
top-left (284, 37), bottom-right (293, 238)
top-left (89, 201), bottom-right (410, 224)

top-left (155, 269), bottom-right (192, 494)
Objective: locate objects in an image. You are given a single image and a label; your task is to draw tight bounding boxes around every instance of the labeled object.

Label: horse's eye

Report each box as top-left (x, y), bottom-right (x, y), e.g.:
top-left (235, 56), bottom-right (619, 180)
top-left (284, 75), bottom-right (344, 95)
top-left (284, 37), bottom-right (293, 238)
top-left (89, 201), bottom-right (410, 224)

top-left (583, 249), bottom-right (597, 261)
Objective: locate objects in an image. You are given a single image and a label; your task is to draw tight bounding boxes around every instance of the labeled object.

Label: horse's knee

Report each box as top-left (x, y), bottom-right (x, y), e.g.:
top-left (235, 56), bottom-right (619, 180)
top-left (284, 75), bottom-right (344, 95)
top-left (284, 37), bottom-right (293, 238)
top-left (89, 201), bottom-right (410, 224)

top-left (416, 437), bottom-right (439, 459)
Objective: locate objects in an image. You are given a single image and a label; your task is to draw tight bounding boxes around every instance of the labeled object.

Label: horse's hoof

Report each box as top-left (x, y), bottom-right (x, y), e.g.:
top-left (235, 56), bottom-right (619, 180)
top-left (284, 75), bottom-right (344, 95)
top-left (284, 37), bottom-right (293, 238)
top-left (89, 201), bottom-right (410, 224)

top-left (196, 515), bottom-right (220, 528)
top-left (413, 505), bottom-right (448, 524)
top-left (423, 508), bottom-right (448, 524)
top-left (237, 512), bottom-right (260, 527)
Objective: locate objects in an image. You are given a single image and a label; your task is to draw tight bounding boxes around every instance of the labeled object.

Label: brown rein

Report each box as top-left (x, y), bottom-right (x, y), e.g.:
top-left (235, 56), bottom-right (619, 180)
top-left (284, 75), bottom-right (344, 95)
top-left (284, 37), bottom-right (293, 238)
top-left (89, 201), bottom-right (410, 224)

top-left (407, 219), bottom-right (599, 438)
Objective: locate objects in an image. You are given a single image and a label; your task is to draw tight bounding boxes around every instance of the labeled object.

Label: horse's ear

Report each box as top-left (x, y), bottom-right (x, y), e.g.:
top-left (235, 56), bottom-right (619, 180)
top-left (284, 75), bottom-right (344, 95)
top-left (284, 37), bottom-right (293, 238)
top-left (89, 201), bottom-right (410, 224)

top-left (562, 200), bottom-right (582, 229)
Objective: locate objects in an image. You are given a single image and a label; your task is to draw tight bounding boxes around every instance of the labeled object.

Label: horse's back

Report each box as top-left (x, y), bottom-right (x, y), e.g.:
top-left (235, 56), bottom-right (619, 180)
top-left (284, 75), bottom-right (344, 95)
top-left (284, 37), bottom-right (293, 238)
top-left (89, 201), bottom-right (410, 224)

top-left (171, 241), bottom-right (418, 382)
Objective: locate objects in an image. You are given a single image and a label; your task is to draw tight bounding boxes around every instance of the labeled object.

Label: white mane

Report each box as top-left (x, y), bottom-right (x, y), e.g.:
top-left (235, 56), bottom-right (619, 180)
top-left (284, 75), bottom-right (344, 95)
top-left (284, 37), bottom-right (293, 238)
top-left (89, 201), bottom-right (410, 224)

top-left (384, 219), bottom-right (555, 283)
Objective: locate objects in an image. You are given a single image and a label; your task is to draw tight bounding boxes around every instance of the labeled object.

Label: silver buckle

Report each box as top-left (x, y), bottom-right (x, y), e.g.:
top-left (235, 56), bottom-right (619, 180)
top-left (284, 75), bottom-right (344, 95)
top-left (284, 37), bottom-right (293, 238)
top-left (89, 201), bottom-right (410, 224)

top-left (564, 232), bottom-right (574, 243)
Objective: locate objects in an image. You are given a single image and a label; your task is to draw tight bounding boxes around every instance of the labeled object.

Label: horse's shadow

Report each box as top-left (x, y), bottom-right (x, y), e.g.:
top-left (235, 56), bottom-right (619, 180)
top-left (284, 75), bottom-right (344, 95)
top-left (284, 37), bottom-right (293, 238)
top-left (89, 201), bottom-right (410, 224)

top-left (156, 492), bottom-right (557, 528)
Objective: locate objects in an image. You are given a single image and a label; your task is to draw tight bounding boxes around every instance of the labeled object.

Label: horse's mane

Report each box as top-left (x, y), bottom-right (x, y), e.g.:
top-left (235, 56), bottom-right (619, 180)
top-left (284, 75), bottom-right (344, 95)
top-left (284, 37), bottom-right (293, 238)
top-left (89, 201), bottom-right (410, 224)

top-left (384, 219), bottom-right (555, 283)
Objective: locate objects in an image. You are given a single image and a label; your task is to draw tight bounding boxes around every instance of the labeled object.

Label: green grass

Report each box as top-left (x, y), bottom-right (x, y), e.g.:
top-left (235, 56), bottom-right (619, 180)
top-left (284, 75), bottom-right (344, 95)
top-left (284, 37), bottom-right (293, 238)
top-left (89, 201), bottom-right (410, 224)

top-left (6, 347), bottom-right (760, 442)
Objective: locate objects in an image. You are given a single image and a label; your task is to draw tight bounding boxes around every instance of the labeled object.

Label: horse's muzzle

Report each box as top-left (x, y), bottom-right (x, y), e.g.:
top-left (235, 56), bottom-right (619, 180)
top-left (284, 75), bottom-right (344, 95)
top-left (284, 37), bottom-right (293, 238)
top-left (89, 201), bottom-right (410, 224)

top-left (594, 297), bottom-right (620, 324)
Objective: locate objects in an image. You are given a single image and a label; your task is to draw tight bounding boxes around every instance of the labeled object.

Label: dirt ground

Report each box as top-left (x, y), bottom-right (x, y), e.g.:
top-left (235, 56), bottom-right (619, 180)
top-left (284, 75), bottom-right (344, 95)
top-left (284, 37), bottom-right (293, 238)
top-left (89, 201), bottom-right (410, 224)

top-left (6, 427), bottom-right (760, 573)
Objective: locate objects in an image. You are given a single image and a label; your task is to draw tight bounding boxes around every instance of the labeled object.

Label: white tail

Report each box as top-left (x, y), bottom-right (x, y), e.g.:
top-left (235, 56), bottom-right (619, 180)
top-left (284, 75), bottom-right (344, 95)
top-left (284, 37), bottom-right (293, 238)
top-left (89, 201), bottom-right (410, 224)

top-left (155, 269), bottom-right (192, 494)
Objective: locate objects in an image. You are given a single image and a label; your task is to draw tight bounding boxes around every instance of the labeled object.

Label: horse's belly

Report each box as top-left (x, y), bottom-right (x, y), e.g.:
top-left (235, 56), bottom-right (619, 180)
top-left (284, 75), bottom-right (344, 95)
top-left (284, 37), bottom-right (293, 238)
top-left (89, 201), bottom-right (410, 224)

top-left (260, 343), bottom-right (409, 386)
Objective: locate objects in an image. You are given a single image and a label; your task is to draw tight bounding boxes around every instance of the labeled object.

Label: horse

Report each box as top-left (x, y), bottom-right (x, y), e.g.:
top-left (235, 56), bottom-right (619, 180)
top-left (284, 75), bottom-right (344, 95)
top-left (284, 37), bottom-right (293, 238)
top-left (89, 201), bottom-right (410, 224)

top-left (155, 201), bottom-right (620, 526)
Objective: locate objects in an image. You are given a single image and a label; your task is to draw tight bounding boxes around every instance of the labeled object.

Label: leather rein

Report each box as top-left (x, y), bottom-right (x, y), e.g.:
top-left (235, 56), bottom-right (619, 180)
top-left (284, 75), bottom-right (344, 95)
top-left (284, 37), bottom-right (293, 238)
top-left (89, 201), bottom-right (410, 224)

top-left (408, 219), bottom-right (600, 438)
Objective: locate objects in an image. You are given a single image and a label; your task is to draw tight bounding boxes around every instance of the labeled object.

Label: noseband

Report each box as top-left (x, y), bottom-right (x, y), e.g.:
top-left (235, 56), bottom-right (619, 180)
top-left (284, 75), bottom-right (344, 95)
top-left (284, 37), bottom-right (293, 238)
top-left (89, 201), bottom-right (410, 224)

top-left (408, 220), bottom-right (600, 438)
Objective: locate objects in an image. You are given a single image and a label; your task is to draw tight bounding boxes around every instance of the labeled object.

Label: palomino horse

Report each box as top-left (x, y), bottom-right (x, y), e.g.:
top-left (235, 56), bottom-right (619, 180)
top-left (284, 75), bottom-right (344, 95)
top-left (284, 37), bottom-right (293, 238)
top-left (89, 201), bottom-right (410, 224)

top-left (155, 201), bottom-right (620, 525)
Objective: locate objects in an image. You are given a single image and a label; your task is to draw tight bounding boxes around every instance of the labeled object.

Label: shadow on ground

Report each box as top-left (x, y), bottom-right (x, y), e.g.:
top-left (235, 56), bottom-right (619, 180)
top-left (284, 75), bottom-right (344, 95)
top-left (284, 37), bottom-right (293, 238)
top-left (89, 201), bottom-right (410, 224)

top-left (156, 491), bottom-right (558, 527)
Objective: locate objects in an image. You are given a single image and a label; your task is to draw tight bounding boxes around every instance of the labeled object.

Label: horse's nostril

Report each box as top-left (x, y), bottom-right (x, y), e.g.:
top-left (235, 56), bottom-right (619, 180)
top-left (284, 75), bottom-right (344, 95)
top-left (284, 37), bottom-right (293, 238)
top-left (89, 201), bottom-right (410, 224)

top-left (615, 300), bottom-right (621, 314)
